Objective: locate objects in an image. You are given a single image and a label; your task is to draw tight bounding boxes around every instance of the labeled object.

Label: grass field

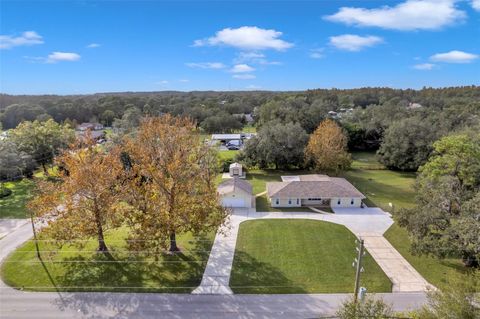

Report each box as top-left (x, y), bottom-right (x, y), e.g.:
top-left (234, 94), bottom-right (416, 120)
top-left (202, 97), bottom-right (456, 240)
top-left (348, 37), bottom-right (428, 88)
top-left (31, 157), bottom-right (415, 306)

top-left (0, 179), bottom-right (36, 219)
top-left (384, 224), bottom-right (474, 289)
top-left (230, 219), bottom-right (392, 293)
top-left (1, 227), bottom-right (215, 292)
top-left (342, 169), bottom-right (416, 211)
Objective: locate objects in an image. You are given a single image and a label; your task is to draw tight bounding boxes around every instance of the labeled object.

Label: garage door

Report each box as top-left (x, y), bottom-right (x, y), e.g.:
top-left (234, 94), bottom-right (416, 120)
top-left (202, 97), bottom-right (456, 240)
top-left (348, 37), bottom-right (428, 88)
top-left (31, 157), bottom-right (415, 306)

top-left (222, 198), bottom-right (246, 207)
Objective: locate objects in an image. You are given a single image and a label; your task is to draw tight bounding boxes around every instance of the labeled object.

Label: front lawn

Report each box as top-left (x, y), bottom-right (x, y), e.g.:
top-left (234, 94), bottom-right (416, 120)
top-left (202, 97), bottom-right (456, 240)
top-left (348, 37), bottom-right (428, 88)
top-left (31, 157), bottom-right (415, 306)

top-left (0, 179), bottom-right (36, 219)
top-left (1, 227), bottom-right (215, 292)
top-left (384, 224), bottom-right (475, 289)
top-left (230, 219), bottom-right (392, 293)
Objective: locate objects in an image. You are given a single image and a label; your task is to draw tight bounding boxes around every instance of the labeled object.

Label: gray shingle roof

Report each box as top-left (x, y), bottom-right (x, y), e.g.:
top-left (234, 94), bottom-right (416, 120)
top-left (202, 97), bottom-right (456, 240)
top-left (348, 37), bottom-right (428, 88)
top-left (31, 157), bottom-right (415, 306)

top-left (218, 178), bottom-right (252, 195)
top-left (267, 175), bottom-right (365, 199)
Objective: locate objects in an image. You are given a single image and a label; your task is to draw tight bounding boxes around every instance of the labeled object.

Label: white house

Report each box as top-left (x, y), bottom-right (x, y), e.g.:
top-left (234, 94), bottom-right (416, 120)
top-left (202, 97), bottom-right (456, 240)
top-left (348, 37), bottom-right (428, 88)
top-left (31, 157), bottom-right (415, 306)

top-left (218, 178), bottom-right (254, 208)
top-left (266, 174), bottom-right (365, 208)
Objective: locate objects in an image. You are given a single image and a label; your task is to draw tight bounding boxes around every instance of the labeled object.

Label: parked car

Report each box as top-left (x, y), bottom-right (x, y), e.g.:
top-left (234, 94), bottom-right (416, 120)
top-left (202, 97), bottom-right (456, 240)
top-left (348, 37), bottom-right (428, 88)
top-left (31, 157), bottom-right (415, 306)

top-left (227, 145), bottom-right (240, 150)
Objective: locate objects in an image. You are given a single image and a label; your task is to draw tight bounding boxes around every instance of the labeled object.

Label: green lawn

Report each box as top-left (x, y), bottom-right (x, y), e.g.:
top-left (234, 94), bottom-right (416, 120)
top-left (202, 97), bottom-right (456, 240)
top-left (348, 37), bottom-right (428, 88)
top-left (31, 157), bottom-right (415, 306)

top-left (0, 179), bottom-right (36, 219)
top-left (1, 227), bottom-right (215, 292)
top-left (384, 224), bottom-right (475, 289)
top-left (218, 150), bottom-right (238, 161)
top-left (230, 219), bottom-right (392, 293)
top-left (351, 151), bottom-right (385, 170)
top-left (342, 168), bottom-right (416, 211)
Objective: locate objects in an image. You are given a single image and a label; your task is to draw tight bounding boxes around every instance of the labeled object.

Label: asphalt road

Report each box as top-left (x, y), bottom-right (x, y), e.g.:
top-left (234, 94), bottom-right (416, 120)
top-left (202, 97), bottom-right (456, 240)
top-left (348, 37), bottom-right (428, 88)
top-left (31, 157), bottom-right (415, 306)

top-left (0, 222), bottom-right (427, 319)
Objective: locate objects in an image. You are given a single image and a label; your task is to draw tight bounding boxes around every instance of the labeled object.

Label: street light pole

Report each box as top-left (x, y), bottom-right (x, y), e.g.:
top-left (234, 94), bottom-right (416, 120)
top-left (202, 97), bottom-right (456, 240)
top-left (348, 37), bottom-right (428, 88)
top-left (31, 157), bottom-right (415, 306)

top-left (353, 239), bottom-right (365, 303)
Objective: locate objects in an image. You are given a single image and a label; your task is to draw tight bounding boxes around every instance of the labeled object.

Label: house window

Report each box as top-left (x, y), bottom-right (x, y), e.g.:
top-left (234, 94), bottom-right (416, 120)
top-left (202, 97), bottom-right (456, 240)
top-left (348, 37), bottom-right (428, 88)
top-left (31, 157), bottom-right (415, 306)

top-left (288, 198), bottom-right (292, 205)
top-left (307, 198), bottom-right (322, 201)
top-left (296, 198), bottom-right (299, 205)
top-left (337, 199), bottom-right (341, 205)
top-left (351, 199), bottom-right (354, 205)
top-left (275, 198), bottom-right (279, 205)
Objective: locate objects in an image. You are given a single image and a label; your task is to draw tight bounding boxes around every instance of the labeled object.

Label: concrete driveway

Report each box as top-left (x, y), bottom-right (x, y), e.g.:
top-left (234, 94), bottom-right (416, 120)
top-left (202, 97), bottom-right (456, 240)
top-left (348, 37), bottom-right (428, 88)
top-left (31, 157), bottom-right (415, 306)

top-left (327, 207), bottom-right (393, 235)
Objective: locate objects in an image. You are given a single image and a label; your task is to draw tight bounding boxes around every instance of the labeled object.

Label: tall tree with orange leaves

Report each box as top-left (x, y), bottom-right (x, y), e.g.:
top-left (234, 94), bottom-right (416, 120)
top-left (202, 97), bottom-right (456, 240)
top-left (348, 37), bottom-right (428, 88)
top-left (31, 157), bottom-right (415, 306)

top-left (121, 115), bottom-right (227, 253)
top-left (28, 136), bottom-right (124, 252)
top-left (305, 119), bottom-right (352, 174)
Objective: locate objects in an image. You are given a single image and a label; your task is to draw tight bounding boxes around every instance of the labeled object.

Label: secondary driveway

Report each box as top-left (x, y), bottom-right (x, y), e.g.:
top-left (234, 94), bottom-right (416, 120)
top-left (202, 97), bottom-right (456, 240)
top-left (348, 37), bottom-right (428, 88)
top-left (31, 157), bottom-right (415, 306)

top-left (194, 208), bottom-right (433, 295)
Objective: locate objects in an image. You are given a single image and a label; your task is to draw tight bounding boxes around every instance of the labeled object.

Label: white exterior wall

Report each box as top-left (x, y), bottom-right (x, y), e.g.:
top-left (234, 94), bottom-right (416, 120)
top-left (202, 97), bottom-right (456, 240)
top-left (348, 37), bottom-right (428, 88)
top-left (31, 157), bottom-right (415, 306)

top-left (221, 190), bottom-right (253, 208)
top-left (270, 197), bottom-right (301, 208)
top-left (330, 197), bottom-right (363, 208)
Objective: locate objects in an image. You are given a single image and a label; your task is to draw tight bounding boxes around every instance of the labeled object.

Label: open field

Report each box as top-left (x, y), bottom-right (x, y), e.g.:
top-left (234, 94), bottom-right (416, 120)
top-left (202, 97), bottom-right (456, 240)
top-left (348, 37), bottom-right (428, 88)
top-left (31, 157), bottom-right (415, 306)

top-left (1, 228), bottom-right (215, 293)
top-left (230, 219), bottom-right (392, 293)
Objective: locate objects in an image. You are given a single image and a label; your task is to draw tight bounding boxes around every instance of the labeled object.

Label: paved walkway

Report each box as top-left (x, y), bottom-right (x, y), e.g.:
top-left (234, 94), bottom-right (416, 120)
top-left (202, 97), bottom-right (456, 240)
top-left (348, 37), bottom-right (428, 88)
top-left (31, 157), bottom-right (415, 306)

top-left (193, 208), bottom-right (433, 294)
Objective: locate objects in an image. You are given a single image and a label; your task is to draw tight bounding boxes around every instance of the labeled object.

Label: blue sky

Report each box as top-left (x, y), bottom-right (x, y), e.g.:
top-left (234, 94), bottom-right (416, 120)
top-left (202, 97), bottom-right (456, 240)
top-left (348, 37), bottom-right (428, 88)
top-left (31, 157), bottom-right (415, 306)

top-left (1, 0), bottom-right (479, 94)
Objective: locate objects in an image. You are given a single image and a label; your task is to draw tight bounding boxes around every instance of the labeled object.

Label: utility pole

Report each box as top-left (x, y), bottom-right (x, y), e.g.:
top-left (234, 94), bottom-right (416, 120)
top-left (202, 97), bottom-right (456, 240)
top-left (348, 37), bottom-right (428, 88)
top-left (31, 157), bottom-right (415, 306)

top-left (29, 210), bottom-right (40, 259)
top-left (353, 239), bottom-right (365, 303)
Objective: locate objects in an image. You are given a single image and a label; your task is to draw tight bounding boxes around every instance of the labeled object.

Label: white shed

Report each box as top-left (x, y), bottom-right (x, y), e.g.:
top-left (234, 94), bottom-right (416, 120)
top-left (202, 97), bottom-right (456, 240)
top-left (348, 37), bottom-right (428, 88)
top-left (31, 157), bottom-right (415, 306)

top-left (218, 178), bottom-right (254, 208)
top-left (229, 162), bottom-right (243, 177)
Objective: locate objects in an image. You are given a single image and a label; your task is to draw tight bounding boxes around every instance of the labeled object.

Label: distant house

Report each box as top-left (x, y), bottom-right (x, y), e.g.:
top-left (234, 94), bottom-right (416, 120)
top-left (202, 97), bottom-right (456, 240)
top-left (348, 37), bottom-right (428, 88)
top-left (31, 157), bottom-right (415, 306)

top-left (266, 174), bottom-right (365, 208)
top-left (218, 178), bottom-right (254, 208)
top-left (77, 122), bottom-right (104, 131)
top-left (407, 103), bottom-right (423, 109)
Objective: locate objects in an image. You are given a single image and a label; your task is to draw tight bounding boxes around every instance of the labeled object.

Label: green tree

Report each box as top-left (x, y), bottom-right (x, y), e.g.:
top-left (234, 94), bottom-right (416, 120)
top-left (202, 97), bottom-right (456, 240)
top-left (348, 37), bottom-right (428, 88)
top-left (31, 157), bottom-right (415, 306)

top-left (238, 122), bottom-right (308, 169)
top-left (100, 110), bottom-right (116, 126)
top-left (336, 295), bottom-right (394, 319)
top-left (0, 104), bottom-right (46, 129)
top-left (0, 140), bottom-right (36, 180)
top-left (397, 131), bottom-right (480, 267)
top-left (410, 273), bottom-right (480, 319)
top-left (377, 116), bottom-right (439, 171)
top-left (9, 119), bottom-right (75, 174)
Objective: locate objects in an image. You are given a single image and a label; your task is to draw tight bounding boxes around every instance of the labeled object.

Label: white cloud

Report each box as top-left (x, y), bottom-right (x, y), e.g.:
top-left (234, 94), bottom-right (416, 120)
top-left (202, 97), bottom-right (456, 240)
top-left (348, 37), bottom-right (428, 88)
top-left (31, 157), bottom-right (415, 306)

top-left (324, 0), bottom-right (465, 31)
top-left (179, 79), bottom-right (189, 83)
top-left (246, 84), bottom-right (262, 90)
top-left (233, 74), bottom-right (256, 80)
top-left (329, 34), bottom-right (383, 51)
top-left (430, 50), bottom-right (478, 63)
top-left (87, 43), bottom-right (101, 48)
top-left (413, 63), bottom-right (436, 70)
top-left (309, 48), bottom-right (324, 59)
top-left (230, 64), bottom-right (255, 73)
top-left (185, 62), bottom-right (226, 69)
top-left (0, 31), bottom-right (44, 49)
top-left (156, 80), bottom-right (169, 85)
top-left (46, 52), bottom-right (81, 63)
top-left (472, 0), bottom-right (480, 10)
top-left (193, 26), bottom-right (293, 51)
top-left (233, 52), bottom-right (282, 66)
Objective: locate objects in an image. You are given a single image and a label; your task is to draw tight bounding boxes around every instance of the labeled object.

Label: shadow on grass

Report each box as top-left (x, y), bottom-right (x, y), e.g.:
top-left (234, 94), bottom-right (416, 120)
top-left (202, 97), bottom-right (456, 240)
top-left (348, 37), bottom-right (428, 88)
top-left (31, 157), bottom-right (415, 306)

top-left (229, 251), bottom-right (307, 294)
top-left (57, 235), bottom-right (213, 293)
